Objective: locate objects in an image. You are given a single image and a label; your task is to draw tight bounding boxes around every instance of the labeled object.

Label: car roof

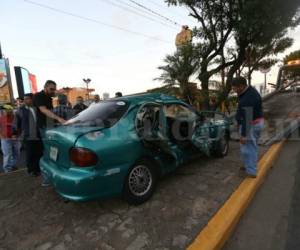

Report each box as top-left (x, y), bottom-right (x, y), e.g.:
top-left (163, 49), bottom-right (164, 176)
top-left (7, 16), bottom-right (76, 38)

top-left (112, 93), bottom-right (182, 105)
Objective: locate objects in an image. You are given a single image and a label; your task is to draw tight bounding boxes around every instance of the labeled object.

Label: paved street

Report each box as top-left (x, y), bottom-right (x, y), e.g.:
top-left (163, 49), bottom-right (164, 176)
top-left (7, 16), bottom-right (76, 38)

top-left (0, 90), bottom-right (298, 249)
top-left (0, 141), bottom-right (260, 250)
top-left (224, 139), bottom-right (300, 250)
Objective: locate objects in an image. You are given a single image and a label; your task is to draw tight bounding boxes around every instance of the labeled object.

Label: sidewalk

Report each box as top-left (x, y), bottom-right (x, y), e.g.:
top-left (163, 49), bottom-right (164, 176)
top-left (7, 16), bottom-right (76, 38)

top-left (224, 140), bottom-right (300, 250)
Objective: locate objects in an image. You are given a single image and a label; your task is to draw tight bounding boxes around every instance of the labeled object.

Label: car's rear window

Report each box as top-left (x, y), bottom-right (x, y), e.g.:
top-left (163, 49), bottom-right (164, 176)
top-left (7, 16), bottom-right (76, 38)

top-left (65, 100), bottom-right (129, 127)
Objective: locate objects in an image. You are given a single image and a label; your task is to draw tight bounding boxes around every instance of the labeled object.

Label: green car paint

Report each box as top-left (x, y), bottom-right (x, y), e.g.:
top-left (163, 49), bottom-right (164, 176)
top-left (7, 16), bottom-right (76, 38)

top-left (40, 93), bottom-right (230, 202)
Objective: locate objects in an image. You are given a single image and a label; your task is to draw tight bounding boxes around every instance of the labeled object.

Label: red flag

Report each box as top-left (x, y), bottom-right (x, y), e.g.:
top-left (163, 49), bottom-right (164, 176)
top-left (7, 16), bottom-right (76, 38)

top-left (29, 74), bottom-right (37, 93)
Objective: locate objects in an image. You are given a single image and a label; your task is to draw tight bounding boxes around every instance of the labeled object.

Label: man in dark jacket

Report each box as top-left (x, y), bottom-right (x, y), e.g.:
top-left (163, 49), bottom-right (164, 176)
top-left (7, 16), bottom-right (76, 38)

top-left (53, 94), bottom-right (74, 120)
top-left (73, 96), bottom-right (87, 115)
top-left (13, 93), bottom-right (40, 176)
top-left (232, 77), bottom-right (264, 178)
top-left (33, 80), bottom-right (66, 186)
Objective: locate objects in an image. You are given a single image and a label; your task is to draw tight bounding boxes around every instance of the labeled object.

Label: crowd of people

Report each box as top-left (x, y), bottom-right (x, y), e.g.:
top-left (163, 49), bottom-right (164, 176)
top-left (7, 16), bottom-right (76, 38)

top-left (0, 80), bottom-right (123, 186)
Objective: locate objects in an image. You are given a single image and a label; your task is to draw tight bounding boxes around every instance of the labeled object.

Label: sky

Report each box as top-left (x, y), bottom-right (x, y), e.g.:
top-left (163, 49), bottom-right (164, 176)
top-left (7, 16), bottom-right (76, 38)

top-left (1, 0), bottom-right (300, 98)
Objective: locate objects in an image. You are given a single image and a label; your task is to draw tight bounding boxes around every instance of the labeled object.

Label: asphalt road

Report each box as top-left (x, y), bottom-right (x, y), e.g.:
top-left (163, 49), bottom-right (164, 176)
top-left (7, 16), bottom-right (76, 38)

top-left (0, 142), bottom-right (249, 250)
top-left (224, 139), bottom-right (300, 250)
top-left (0, 90), bottom-right (298, 249)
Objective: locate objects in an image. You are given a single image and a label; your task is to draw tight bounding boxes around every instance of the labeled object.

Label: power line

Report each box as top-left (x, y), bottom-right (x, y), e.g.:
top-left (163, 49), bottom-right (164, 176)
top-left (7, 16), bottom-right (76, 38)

top-left (127, 0), bottom-right (181, 27)
top-left (99, 0), bottom-right (177, 30)
top-left (147, 0), bottom-right (189, 19)
top-left (23, 0), bottom-right (172, 44)
top-left (113, 0), bottom-right (178, 25)
top-left (147, 0), bottom-right (166, 9)
top-left (113, 0), bottom-right (182, 25)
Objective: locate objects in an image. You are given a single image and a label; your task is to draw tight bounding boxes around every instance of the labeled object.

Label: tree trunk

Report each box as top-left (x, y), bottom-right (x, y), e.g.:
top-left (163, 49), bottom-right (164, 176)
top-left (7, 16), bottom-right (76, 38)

top-left (180, 82), bottom-right (191, 105)
top-left (248, 64), bottom-right (252, 85)
top-left (217, 46), bottom-right (247, 106)
top-left (199, 75), bottom-right (210, 110)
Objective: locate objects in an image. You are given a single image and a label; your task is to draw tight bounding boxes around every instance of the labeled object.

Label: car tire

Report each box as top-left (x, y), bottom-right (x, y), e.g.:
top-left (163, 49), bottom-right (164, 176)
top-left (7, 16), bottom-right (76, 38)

top-left (211, 131), bottom-right (229, 158)
top-left (123, 159), bottom-right (158, 205)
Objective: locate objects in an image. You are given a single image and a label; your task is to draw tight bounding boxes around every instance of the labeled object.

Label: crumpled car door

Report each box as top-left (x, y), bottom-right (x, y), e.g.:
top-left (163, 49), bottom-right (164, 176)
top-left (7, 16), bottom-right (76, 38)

top-left (191, 120), bottom-right (212, 156)
top-left (135, 102), bottom-right (182, 164)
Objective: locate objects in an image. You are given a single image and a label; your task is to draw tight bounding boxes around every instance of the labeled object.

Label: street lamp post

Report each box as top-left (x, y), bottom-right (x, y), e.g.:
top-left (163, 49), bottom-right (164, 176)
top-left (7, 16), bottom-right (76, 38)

top-left (259, 67), bottom-right (271, 95)
top-left (83, 78), bottom-right (91, 100)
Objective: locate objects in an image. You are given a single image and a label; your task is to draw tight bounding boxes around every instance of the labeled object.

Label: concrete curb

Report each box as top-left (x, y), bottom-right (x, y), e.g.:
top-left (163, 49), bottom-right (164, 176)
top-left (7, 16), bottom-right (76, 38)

top-left (187, 141), bottom-right (285, 250)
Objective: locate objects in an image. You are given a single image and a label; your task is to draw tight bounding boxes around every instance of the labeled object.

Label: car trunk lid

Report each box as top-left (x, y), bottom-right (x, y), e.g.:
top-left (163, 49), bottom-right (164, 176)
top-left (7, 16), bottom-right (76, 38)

top-left (42, 126), bottom-right (103, 168)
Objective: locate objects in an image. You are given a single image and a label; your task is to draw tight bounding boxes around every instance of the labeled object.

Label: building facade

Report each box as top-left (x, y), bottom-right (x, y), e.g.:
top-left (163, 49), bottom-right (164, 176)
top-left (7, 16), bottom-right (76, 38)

top-left (54, 87), bottom-right (95, 106)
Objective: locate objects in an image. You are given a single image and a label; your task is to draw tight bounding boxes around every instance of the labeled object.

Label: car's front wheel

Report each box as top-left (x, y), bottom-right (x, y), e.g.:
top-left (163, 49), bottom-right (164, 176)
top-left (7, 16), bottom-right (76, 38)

top-left (123, 159), bottom-right (158, 205)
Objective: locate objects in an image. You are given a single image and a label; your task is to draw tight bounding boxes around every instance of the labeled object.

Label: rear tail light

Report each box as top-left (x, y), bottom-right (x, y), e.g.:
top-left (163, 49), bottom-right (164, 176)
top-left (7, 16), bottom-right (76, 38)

top-left (70, 147), bottom-right (98, 167)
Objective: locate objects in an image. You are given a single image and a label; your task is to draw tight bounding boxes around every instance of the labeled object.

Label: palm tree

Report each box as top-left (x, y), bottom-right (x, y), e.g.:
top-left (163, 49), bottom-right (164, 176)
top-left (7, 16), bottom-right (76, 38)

top-left (156, 45), bottom-right (200, 105)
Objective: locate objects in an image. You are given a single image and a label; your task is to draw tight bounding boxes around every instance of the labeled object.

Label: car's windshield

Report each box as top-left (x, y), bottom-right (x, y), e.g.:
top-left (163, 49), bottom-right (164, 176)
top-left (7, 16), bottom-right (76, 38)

top-left (65, 100), bottom-right (129, 127)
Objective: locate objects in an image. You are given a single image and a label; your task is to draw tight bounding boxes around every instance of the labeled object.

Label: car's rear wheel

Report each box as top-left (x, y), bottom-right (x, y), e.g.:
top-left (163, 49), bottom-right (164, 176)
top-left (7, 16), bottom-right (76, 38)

top-left (211, 132), bottom-right (229, 158)
top-left (123, 159), bottom-right (158, 205)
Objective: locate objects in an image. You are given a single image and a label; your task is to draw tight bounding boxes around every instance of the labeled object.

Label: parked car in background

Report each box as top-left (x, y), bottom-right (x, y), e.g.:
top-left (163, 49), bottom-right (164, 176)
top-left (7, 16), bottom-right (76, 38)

top-left (41, 94), bottom-right (230, 204)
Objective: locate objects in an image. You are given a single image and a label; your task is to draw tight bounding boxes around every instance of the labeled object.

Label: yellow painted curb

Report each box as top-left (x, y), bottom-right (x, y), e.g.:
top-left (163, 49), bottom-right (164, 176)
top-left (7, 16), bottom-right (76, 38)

top-left (187, 141), bottom-right (285, 250)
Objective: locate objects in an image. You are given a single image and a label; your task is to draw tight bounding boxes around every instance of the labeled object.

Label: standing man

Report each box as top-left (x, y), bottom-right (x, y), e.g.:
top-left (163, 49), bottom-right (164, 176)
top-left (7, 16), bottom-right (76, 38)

top-left (232, 77), bottom-right (264, 178)
top-left (90, 94), bottom-right (100, 106)
top-left (13, 93), bottom-right (40, 176)
top-left (73, 96), bottom-right (87, 115)
top-left (15, 97), bottom-right (24, 108)
top-left (33, 80), bottom-right (66, 129)
top-left (115, 92), bottom-right (123, 98)
top-left (0, 104), bottom-right (21, 173)
top-left (53, 94), bottom-right (74, 120)
top-left (33, 80), bottom-right (66, 186)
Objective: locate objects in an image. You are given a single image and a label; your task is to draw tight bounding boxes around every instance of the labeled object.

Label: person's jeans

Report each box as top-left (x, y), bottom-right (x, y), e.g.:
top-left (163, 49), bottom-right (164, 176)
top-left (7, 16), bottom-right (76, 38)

top-left (1, 139), bottom-right (21, 173)
top-left (240, 121), bottom-right (264, 175)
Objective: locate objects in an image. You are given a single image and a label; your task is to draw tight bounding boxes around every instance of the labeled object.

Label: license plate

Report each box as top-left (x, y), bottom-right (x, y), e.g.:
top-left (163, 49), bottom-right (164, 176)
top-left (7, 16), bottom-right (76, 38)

top-left (49, 146), bottom-right (58, 161)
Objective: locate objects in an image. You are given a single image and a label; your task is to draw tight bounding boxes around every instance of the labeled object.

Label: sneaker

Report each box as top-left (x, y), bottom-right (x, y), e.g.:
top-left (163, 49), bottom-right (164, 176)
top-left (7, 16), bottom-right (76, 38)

top-left (33, 171), bottom-right (41, 177)
top-left (11, 167), bottom-right (18, 172)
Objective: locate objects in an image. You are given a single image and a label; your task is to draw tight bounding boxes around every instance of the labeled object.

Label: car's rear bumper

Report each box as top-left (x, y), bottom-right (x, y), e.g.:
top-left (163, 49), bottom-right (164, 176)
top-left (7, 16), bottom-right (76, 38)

top-left (40, 158), bottom-right (129, 201)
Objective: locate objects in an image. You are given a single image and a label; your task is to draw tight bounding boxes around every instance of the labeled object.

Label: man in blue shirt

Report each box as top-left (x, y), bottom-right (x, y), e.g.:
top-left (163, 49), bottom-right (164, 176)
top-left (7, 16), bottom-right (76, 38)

top-left (232, 77), bottom-right (264, 178)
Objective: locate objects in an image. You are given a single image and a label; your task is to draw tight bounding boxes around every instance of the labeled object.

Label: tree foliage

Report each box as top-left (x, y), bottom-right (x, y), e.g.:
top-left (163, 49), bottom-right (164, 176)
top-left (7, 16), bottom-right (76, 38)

top-left (155, 44), bottom-right (199, 104)
top-left (283, 49), bottom-right (300, 80)
top-left (241, 37), bottom-right (293, 84)
top-left (157, 0), bottom-right (300, 109)
top-left (284, 49), bottom-right (300, 63)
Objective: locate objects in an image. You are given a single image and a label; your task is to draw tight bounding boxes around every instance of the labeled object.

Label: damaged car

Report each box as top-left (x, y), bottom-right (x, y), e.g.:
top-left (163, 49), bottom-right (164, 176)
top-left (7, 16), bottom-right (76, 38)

top-left (41, 94), bottom-right (230, 204)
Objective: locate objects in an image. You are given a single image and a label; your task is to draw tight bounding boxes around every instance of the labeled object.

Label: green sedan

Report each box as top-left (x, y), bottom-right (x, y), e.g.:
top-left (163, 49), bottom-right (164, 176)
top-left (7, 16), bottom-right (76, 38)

top-left (41, 94), bottom-right (230, 205)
